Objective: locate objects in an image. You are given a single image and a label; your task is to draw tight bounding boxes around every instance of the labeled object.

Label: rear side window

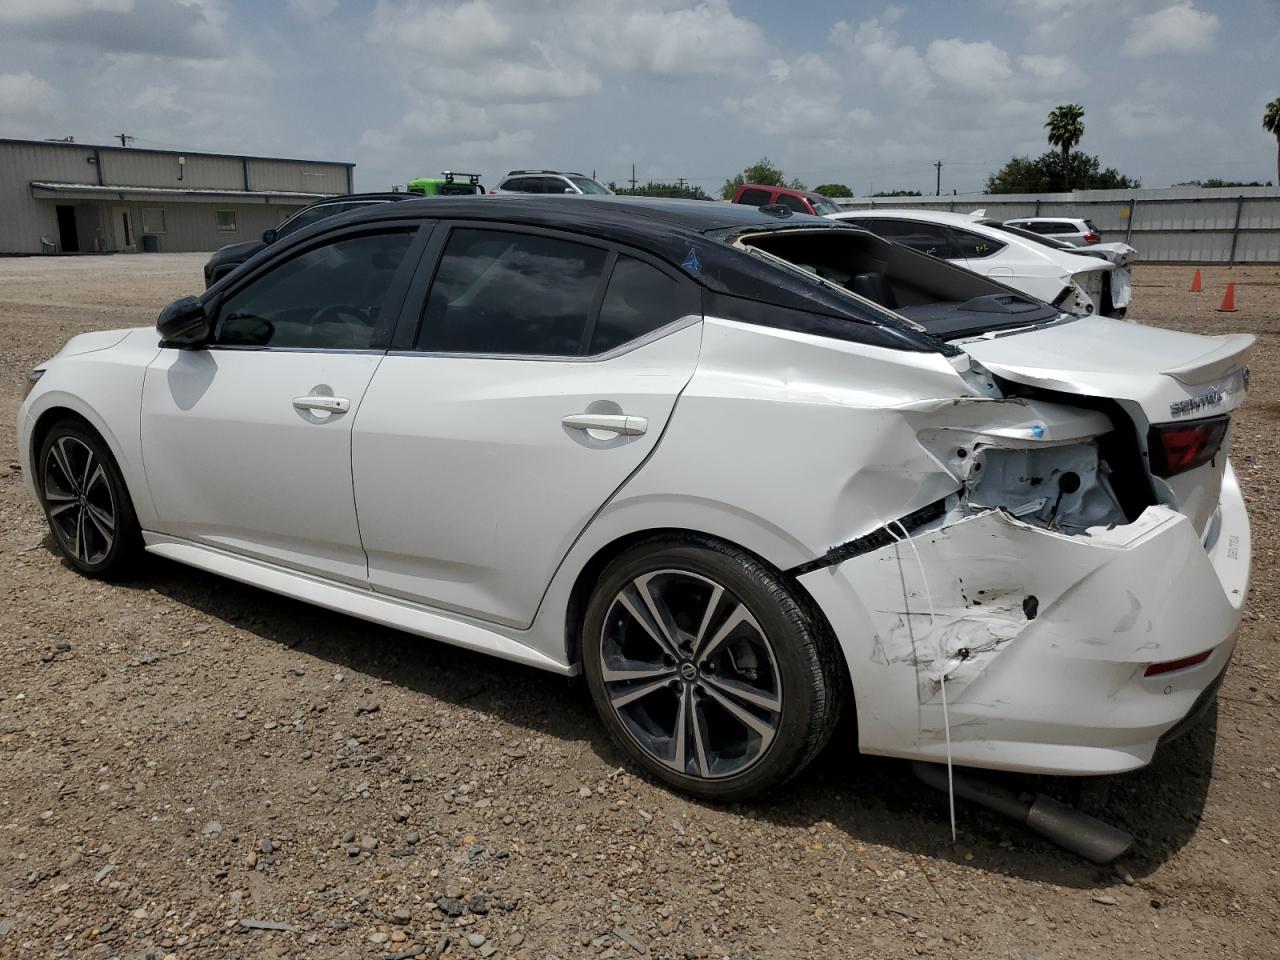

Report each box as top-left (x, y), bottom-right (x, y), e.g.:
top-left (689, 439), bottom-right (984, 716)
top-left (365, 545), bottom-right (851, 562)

top-left (417, 228), bottom-right (608, 355)
top-left (590, 256), bottom-right (699, 354)
top-left (737, 188), bottom-right (772, 206)
top-left (776, 193), bottom-right (810, 214)
top-left (950, 229), bottom-right (1005, 259)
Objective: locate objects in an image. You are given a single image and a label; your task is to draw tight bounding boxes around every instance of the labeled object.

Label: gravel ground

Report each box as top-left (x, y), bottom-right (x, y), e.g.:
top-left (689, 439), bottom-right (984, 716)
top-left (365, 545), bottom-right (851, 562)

top-left (1, 254), bottom-right (1278, 960)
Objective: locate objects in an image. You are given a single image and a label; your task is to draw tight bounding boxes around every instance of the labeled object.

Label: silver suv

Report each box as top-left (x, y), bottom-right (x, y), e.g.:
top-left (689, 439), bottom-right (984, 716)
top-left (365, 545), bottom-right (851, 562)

top-left (494, 170), bottom-right (614, 195)
top-left (1003, 216), bottom-right (1101, 246)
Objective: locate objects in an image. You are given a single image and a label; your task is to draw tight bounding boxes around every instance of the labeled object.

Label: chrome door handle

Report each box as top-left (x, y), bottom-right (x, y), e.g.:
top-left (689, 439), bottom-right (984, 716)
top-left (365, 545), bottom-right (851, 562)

top-left (562, 413), bottom-right (648, 436)
top-left (292, 395), bottom-right (350, 414)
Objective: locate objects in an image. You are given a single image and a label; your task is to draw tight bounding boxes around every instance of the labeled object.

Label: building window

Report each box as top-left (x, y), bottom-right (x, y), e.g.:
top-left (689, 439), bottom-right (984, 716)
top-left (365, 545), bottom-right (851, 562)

top-left (215, 210), bottom-right (238, 232)
top-left (142, 208), bottom-right (166, 233)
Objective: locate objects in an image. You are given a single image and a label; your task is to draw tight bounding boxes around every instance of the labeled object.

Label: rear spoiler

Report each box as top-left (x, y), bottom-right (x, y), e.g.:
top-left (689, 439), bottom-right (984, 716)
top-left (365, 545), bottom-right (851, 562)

top-left (1159, 334), bottom-right (1254, 384)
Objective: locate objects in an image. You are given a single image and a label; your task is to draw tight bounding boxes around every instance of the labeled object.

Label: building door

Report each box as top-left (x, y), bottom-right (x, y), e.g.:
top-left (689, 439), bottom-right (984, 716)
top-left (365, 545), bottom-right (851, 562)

top-left (55, 205), bottom-right (79, 253)
top-left (112, 207), bottom-right (134, 251)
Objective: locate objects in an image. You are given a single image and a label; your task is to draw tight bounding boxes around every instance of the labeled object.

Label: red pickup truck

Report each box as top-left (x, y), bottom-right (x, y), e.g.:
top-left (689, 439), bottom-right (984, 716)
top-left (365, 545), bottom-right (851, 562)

top-left (730, 183), bottom-right (842, 216)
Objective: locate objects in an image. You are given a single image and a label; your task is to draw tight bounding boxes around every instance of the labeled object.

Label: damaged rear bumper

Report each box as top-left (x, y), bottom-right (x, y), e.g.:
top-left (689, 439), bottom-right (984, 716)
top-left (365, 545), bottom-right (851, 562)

top-left (799, 461), bottom-right (1249, 776)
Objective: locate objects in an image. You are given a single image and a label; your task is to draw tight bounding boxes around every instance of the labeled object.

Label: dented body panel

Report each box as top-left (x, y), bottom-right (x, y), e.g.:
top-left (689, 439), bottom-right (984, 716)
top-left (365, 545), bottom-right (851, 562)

top-left (800, 463), bottom-right (1248, 774)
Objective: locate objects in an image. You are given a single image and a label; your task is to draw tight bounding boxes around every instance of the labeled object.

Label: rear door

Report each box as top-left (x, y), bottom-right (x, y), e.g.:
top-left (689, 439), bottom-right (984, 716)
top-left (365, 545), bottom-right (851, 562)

top-left (141, 223), bottom-right (427, 584)
top-left (352, 225), bottom-right (703, 627)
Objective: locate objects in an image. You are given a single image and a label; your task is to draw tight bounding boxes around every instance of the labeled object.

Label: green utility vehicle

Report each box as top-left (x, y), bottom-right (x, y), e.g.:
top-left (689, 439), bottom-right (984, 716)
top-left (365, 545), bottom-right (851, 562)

top-left (406, 171), bottom-right (486, 196)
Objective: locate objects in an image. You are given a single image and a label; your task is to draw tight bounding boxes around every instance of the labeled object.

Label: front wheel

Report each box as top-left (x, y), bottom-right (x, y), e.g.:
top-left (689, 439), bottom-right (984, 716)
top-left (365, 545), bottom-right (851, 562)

top-left (582, 535), bottom-right (845, 801)
top-left (37, 420), bottom-right (144, 579)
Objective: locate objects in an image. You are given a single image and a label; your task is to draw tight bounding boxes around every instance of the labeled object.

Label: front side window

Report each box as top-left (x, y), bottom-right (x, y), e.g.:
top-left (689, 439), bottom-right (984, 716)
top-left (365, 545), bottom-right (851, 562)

top-left (590, 256), bottom-right (698, 354)
top-left (776, 193), bottom-right (810, 214)
top-left (809, 196), bottom-right (842, 216)
top-left (417, 228), bottom-right (608, 356)
top-left (864, 218), bottom-right (955, 258)
top-left (215, 231), bottom-right (415, 349)
top-left (568, 176), bottom-right (612, 195)
top-left (215, 210), bottom-right (237, 232)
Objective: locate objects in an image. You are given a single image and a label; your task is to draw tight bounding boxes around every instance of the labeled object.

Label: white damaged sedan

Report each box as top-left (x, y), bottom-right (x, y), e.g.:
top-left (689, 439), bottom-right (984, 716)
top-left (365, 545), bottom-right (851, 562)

top-left (828, 207), bottom-right (1133, 319)
top-left (18, 197), bottom-right (1249, 800)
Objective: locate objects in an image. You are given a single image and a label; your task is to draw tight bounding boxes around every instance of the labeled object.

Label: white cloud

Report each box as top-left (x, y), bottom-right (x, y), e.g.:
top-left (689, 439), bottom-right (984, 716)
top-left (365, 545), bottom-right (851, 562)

top-left (0, 0), bottom-right (226, 58)
top-left (829, 14), bottom-right (933, 98)
top-left (573, 0), bottom-right (765, 76)
top-left (1124, 1), bottom-right (1219, 57)
top-left (369, 0), bottom-right (512, 61)
top-left (286, 0), bottom-right (339, 20)
top-left (0, 0), bottom-right (133, 20)
top-left (925, 38), bottom-right (1013, 97)
top-left (1018, 54), bottom-right (1075, 83)
top-left (0, 71), bottom-right (59, 114)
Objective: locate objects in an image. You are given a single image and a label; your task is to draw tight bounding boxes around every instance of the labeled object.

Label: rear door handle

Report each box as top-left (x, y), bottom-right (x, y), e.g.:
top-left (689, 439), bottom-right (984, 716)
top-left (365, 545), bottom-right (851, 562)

top-left (293, 395), bottom-right (350, 414)
top-left (562, 413), bottom-right (648, 436)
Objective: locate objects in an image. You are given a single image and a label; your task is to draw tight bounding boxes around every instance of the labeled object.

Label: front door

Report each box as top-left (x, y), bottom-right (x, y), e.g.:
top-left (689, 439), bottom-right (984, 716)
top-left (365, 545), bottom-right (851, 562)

top-left (141, 227), bottom-right (422, 584)
top-left (113, 206), bottom-right (133, 252)
top-left (353, 226), bottom-right (703, 627)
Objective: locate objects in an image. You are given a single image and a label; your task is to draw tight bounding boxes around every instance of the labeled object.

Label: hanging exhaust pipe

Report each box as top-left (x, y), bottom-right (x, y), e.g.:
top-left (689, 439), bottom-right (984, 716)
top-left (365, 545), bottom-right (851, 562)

top-left (911, 761), bottom-right (1133, 864)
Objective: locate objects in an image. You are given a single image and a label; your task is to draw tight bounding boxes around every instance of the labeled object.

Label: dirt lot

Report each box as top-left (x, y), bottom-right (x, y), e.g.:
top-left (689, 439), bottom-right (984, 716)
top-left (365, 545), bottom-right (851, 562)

top-left (1, 254), bottom-right (1278, 960)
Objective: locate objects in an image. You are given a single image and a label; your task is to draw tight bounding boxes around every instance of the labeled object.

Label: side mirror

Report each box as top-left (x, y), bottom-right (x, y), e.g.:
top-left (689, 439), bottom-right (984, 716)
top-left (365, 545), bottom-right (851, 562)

top-left (563, 187), bottom-right (575, 194)
top-left (157, 296), bottom-right (211, 346)
top-left (262, 228), bottom-right (278, 244)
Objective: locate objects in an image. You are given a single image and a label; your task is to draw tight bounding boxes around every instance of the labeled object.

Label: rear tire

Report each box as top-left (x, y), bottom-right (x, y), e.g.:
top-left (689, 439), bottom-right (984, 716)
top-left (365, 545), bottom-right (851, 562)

top-left (582, 534), bottom-right (844, 801)
top-left (37, 419), bottom-right (144, 580)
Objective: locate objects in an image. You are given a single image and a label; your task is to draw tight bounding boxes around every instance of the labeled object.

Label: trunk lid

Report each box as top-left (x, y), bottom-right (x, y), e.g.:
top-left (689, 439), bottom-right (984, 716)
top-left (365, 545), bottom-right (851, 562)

top-left (958, 315), bottom-right (1253, 534)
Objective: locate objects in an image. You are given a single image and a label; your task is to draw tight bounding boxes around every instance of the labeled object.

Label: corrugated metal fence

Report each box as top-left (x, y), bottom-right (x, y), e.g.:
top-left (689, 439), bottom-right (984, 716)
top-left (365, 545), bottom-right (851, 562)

top-left (833, 185), bottom-right (1280, 263)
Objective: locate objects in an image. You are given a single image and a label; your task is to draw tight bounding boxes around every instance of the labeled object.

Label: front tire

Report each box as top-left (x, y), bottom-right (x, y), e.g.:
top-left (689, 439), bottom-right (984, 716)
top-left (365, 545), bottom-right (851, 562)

top-left (582, 535), bottom-right (844, 801)
top-left (37, 420), bottom-right (144, 580)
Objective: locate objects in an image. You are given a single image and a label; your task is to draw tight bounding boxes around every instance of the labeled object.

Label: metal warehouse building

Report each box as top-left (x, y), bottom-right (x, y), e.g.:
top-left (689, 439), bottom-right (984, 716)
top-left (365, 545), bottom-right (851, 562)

top-left (0, 138), bottom-right (354, 255)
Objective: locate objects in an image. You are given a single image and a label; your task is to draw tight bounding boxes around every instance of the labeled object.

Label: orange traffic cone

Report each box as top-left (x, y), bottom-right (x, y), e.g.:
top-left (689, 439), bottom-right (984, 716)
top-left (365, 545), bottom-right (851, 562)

top-left (1190, 269), bottom-right (1202, 292)
top-left (1217, 282), bottom-right (1238, 313)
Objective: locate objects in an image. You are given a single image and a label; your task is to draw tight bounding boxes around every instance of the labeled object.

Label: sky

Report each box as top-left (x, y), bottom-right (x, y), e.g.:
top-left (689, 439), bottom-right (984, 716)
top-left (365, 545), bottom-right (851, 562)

top-left (0, 0), bottom-right (1276, 196)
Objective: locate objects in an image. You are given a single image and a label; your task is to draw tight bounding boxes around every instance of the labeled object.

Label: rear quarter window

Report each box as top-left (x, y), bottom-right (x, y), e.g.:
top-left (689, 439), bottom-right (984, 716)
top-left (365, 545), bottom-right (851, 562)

top-left (737, 188), bottom-right (773, 206)
top-left (589, 256), bottom-right (699, 354)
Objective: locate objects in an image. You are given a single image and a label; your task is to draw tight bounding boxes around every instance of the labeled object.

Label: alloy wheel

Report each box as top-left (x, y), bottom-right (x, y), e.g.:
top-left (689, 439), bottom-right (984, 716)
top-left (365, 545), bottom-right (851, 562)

top-left (42, 435), bottom-right (116, 566)
top-left (599, 569), bottom-right (783, 780)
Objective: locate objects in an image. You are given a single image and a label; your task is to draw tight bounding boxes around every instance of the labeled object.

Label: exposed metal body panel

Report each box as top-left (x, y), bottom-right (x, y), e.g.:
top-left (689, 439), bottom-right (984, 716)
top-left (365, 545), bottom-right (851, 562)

top-left (0, 138), bottom-right (354, 254)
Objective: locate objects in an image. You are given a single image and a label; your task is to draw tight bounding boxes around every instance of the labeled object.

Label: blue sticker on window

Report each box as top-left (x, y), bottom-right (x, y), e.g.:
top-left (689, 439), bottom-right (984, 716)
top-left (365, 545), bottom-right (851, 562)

top-left (681, 248), bottom-right (701, 273)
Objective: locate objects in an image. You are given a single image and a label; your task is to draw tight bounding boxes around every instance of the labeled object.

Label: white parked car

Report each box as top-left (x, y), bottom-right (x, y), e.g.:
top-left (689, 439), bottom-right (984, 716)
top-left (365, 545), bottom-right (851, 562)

top-left (19, 197), bottom-right (1249, 801)
top-left (493, 169), bottom-right (614, 195)
top-left (1004, 216), bottom-right (1101, 246)
top-left (828, 208), bottom-right (1131, 318)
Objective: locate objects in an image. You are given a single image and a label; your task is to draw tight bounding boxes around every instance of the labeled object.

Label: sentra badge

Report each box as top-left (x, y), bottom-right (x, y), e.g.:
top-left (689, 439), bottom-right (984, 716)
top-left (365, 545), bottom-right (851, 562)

top-left (1169, 388), bottom-right (1225, 418)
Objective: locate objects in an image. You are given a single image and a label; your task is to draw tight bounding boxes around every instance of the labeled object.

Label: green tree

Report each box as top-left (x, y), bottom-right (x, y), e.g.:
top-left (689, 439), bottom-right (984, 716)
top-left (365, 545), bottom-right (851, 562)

top-left (871, 189), bottom-right (923, 197)
top-left (1045, 104), bottom-right (1086, 189)
top-left (986, 151), bottom-right (1139, 194)
top-left (721, 158), bottom-right (803, 199)
top-left (1264, 97), bottom-right (1280, 186)
top-left (814, 183), bottom-right (853, 197)
top-left (608, 180), bottom-right (710, 200)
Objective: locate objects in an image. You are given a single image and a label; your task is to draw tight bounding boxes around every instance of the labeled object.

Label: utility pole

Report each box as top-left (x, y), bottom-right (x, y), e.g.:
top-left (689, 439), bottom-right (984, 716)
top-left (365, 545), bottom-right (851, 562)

top-left (629, 164), bottom-right (638, 193)
top-left (677, 177), bottom-right (687, 196)
top-left (116, 133), bottom-right (134, 147)
top-left (934, 159), bottom-right (942, 196)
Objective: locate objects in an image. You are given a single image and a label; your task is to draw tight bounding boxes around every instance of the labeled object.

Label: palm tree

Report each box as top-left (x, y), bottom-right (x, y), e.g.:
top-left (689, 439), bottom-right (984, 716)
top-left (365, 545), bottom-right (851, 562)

top-left (1265, 97), bottom-right (1280, 186)
top-left (1045, 104), bottom-right (1085, 190)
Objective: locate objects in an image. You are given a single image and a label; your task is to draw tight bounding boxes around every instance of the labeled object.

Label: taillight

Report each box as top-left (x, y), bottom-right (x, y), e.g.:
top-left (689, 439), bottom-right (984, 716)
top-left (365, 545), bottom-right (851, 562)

top-left (1083, 232), bottom-right (1100, 244)
top-left (1147, 415), bottom-right (1229, 477)
top-left (1145, 649), bottom-right (1212, 677)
